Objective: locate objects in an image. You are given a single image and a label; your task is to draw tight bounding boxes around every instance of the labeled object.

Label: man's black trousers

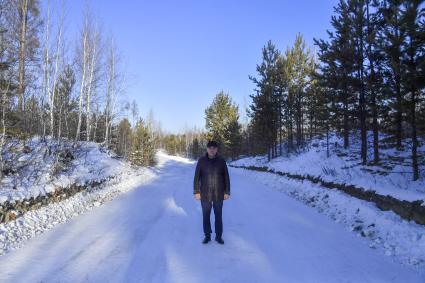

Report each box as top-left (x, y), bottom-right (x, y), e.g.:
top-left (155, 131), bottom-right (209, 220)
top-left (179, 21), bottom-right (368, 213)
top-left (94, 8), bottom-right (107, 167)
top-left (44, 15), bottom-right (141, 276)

top-left (201, 199), bottom-right (223, 238)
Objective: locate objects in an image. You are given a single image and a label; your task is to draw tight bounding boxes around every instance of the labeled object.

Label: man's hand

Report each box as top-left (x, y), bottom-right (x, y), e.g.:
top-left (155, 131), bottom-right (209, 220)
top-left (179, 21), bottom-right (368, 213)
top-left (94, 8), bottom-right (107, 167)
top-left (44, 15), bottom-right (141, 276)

top-left (224, 193), bottom-right (230, 200)
top-left (194, 193), bottom-right (201, 200)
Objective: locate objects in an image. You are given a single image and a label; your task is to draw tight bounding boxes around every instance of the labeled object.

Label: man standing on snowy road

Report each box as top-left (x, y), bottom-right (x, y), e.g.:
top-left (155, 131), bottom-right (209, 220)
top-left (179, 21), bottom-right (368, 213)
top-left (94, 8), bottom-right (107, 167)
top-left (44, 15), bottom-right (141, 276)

top-left (193, 140), bottom-right (230, 244)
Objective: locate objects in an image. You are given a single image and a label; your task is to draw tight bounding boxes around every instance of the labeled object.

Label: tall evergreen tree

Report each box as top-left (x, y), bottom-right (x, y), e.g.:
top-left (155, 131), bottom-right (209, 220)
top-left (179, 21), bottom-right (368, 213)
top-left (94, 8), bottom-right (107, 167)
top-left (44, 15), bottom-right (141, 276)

top-left (366, 0), bottom-right (385, 164)
top-left (400, 0), bottom-right (424, 180)
top-left (288, 33), bottom-right (311, 146)
top-left (314, 0), bottom-right (357, 149)
top-left (205, 91), bottom-right (242, 159)
top-left (378, 0), bottom-right (406, 148)
top-left (275, 53), bottom-right (289, 155)
top-left (248, 40), bottom-right (280, 160)
top-left (350, 0), bottom-right (369, 164)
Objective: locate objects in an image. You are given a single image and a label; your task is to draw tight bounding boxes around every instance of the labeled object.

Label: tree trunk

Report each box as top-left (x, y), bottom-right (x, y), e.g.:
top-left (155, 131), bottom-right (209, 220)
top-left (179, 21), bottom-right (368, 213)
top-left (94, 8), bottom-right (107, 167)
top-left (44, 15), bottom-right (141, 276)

top-left (411, 87), bottom-right (418, 181)
top-left (18, 0), bottom-right (29, 112)
top-left (367, 1), bottom-right (379, 164)
top-left (343, 77), bottom-right (349, 148)
top-left (75, 27), bottom-right (88, 141)
top-left (357, 6), bottom-right (367, 165)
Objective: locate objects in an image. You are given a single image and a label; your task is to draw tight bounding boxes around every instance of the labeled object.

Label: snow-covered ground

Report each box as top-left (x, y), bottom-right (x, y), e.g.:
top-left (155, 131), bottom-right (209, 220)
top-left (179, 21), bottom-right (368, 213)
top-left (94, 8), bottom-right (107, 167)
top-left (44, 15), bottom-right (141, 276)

top-left (231, 133), bottom-right (425, 203)
top-left (0, 137), bottom-right (134, 203)
top-left (0, 165), bottom-right (157, 256)
top-left (239, 168), bottom-right (425, 268)
top-left (0, 151), bottom-right (423, 282)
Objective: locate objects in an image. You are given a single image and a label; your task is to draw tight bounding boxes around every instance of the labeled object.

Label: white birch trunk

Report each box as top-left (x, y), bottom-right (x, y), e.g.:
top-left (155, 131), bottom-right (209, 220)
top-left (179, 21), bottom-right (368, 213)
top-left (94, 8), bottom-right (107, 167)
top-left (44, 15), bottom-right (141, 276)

top-left (104, 38), bottom-right (116, 146)
top-left (85, 23), bottom-right (98, 142)
top-left (43, 0), bottom-right (50, 140)
top-left (49, 3), bottom-right (64, 138)
top-left (75, 19), bottom-right (88, 142)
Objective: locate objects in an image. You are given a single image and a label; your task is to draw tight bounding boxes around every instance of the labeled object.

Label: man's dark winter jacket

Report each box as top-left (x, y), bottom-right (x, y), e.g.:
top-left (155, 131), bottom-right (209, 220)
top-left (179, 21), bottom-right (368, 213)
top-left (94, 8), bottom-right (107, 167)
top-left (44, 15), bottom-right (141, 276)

top-left (193, 152), bottom-right (230, 202)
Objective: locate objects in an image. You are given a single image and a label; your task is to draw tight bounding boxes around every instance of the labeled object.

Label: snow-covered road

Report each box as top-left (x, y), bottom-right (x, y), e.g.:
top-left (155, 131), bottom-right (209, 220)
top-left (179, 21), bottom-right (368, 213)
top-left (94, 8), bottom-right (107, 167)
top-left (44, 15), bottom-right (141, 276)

top-left (0, 153), bottom-right (423, 283)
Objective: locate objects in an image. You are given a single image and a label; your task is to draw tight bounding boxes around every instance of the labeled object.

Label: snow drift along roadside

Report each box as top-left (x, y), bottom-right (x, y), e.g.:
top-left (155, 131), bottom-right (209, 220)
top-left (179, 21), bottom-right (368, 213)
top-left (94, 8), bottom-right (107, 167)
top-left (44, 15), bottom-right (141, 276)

top-left (0, 136), bottom-right (133, 203)
top-left (0, 138), bottom-right (166, 256)
top-left (231, 133), bottom-right (425, 203)
top-left (234, 167), bottom-right (425, 268)
top-left (0, 164), bottom-right (157, 256)
top-left (230, 164), bottom-right (425, 226)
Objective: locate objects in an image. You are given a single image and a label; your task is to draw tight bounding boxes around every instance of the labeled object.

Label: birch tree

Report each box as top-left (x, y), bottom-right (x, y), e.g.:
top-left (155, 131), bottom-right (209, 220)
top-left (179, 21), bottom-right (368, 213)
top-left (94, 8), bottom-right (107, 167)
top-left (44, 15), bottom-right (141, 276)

top-left (75, 10), bottom-right (89, 141)
top-left (49, 1), bottom-right (64, 138)
top-left (42, 0), bottom-right (64, 138)
top-left (0, 14), bottom-right (14, 179)
top-left (74, 7), bottom-right (102, 142)
top-left (85, 21), bottom-right (100, 141)
top-left (104, 37), bottom-right (116, 146)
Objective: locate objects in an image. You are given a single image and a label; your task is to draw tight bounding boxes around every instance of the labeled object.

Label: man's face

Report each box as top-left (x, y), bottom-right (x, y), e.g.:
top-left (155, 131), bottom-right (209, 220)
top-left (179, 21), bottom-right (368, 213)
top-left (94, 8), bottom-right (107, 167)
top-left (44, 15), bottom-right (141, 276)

top-left (207, 146), bottom-right (217, 156)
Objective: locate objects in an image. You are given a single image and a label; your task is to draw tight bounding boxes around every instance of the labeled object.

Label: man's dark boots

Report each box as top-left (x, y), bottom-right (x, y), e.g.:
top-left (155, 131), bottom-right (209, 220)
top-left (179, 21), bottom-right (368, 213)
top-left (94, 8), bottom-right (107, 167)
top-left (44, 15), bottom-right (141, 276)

top-left (215, 235), bottom-right (224, 244)
top-left (202, 234), bottom-right (211, 244)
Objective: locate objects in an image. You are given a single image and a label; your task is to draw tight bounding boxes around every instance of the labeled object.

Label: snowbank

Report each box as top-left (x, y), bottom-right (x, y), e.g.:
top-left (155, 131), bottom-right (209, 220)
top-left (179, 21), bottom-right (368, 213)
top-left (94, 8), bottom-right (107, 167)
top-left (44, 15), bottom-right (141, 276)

top-left (231, 133), bottom-right (425, 203)
top-left (0, 136), bottom-right (134, 204)
top-left (0, 165), bottom-right (157, 256)
top-left (236, 167), bottom-right (425, 268)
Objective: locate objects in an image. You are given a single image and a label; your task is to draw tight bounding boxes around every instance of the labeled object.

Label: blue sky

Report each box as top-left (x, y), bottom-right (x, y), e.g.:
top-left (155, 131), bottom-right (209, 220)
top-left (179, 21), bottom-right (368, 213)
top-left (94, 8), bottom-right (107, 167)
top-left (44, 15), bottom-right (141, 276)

top-left (60, 0), bottom-right (338, 133)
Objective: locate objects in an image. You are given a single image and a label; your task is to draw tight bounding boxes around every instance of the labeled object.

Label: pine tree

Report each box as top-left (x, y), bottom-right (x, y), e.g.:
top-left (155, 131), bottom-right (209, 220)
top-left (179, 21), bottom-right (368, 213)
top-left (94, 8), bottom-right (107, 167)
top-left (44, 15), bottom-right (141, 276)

top-left (378, 0), bottom-right (406, 148)
top-left (400, 0), bottom-right (424, 180)
top-left (349, 0), bottom-right (369, 164)
top-left (191, 137), bottom-right (201, 158)
top-left (248, 40), bottom-right (280, 160)
top-left (282, 46), bottom-right (296, 152)
top-left (275, 54), bottom-right (286, 156)
top-left (305, 55), bottom-right (322, 140)
top-left (205, 91), bottom-right (241, 159)
top-left (314, 0), bottom-right (357, 149)
top-left (288, 33), bottom-right (311, 146)
top-left (54, 65), bottom-right (76, 139)
top-left (116, 118), bottom-right (131, 158)
top-left (130, 118), bottom-right (155, 166)
top-left (366, 0), bottom-right (385, 164)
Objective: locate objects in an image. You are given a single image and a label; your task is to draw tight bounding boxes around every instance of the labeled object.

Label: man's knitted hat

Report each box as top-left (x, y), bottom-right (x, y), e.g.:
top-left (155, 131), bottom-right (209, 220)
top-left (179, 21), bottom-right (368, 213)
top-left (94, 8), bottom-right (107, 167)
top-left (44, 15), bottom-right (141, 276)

top-left (207, 140), bottom-right (218, 148)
